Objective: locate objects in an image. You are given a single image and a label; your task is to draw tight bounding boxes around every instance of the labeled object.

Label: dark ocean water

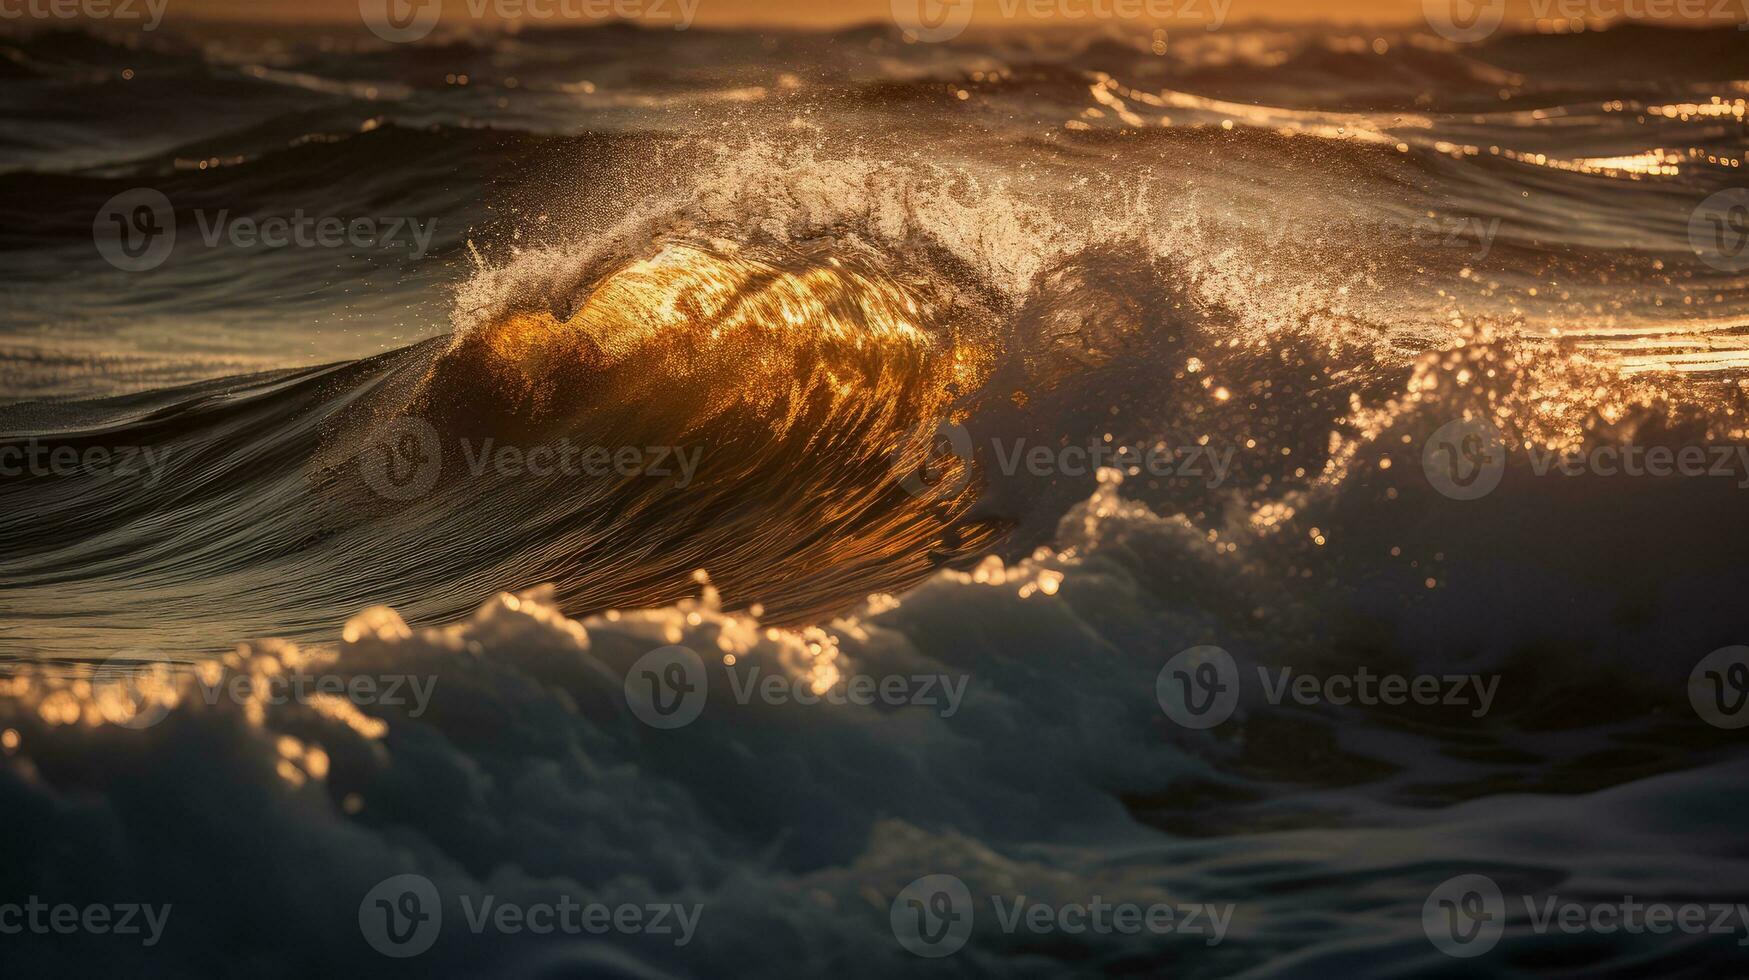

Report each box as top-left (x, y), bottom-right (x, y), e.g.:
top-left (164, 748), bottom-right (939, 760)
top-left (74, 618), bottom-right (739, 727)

top-left (1, 17), bottom-right (1749, 978)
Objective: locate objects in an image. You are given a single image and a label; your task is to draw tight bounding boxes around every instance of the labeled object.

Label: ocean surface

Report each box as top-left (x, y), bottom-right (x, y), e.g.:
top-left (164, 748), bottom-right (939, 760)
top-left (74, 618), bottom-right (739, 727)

top-left (2, 17), bottom-right (1749, 977)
